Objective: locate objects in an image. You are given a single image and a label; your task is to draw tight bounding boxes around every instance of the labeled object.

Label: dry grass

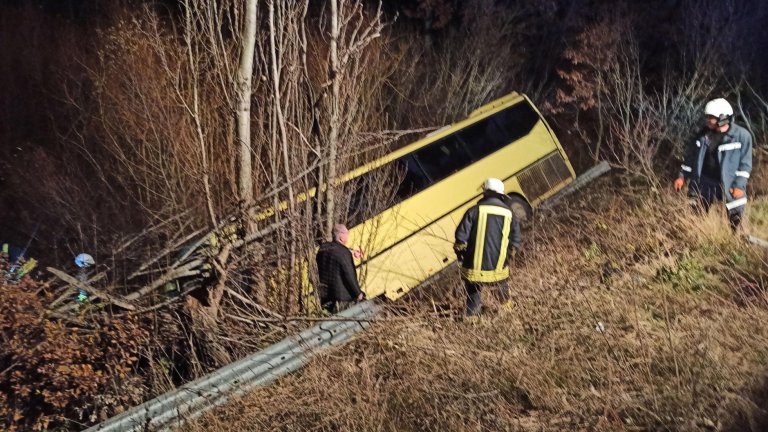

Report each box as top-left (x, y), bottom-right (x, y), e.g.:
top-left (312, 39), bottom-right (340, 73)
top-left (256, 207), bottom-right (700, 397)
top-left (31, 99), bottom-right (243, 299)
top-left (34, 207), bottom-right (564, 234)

top-left (180, 175), bottom-right (768, 431)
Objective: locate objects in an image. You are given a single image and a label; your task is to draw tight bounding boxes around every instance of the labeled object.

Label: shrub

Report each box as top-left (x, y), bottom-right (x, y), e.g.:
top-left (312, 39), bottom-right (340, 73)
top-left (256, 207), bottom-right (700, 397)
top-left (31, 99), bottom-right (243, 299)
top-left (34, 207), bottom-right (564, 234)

top-left (0, 258), bottom-right (147, 431)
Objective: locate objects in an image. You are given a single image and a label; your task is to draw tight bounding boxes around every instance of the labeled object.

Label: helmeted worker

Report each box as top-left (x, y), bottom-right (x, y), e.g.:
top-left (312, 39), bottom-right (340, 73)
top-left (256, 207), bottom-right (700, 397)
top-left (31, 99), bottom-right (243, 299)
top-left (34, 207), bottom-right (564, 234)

top-left (74, 253), bottom-right (95, 303)
top-left (315, 224), bottom-right (365, 314)
top-left (454, 178), bottom-right (522, 316)
top-left (674, 98), bottom-right (753, 229)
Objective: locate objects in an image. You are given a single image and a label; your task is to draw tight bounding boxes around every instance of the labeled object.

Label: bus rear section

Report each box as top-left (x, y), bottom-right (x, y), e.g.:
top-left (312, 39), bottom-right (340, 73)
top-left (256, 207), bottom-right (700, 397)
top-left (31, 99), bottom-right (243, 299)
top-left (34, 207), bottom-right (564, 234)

top-left (346, 93), bottom-right (575, 300)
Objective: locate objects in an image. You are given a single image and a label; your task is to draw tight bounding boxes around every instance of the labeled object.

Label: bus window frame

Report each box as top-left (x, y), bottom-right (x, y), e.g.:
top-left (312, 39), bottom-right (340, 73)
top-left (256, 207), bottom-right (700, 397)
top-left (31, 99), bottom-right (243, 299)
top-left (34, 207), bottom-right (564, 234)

top-left (455, 101), bottom-right (540, 163)
top-left (340, 98), bottom-right (553, 230)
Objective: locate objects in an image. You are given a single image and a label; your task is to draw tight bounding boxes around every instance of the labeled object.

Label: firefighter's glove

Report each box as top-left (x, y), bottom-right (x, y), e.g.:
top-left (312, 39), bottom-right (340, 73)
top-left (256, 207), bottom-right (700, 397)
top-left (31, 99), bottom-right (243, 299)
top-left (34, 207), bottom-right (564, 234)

top-left (673, 177), bottom-right (685, 191)
top-left (730, 187), bottom-right (746, 199)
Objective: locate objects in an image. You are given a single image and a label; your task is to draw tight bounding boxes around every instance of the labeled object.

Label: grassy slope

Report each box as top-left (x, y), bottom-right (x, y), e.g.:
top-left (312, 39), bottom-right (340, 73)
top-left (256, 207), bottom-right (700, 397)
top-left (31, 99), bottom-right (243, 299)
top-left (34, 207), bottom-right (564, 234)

top-left (186, 175), bottom-right (768, 431)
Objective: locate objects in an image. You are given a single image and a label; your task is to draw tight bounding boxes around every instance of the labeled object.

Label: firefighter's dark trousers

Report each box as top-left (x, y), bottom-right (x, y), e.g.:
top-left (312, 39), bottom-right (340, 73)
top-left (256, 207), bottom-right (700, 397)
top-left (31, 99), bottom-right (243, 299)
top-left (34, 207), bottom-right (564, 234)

top-left (464, 279), bottom-right (510, 316)
top-left (690, 175), bottom-right (744, 229)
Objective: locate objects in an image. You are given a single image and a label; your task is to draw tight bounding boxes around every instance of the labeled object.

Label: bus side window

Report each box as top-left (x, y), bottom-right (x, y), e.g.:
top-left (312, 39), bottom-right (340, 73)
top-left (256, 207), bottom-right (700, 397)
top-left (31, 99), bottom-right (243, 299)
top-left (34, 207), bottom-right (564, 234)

top-left (456, 117), bottom-right (508, 162)
top-left (415, 136), bottom-right (473, 184)
top-left (395, 155), bottom-right (432, 200)
top-left (491, 102), bottom-right (539, 143)
top-left (346, 174), bottom-right (372, 228)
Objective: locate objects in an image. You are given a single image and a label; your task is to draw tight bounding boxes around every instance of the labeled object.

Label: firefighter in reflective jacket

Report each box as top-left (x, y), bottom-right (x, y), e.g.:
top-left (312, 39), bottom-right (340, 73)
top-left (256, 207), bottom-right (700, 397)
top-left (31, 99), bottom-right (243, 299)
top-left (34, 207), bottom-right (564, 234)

top-left (674, 98), bottom-right (753, 229)
top-left (454, 178), bottom-right (522, 316)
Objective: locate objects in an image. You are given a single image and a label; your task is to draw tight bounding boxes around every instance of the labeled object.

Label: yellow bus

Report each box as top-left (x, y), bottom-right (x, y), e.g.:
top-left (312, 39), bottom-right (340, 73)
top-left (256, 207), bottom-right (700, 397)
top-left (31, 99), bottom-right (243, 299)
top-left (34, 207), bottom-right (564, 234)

top-left (170, 92), bottom-right (575, 307)
top-left (334, 91), bottom-right (575, 301)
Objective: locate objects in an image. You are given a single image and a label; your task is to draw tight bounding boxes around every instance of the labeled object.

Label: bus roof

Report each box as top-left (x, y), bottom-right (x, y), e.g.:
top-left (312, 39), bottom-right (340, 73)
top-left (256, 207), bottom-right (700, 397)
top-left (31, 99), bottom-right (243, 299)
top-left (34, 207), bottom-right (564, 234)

top-left (340, 92), bottom-right (527, 182)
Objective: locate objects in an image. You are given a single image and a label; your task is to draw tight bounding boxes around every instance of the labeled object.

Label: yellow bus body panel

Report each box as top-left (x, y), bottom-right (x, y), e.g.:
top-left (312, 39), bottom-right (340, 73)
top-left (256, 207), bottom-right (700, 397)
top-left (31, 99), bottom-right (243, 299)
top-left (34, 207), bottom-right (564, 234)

top-left (343, 93), bottom-right (575, 300)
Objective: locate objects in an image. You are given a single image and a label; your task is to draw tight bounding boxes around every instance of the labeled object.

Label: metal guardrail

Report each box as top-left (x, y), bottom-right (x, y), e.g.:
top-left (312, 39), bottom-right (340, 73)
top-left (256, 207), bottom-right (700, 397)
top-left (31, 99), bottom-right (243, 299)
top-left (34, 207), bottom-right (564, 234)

top-left (539, 161), bottom-right (611, 210)
top-left (84, 300), bottom-right (379, 432)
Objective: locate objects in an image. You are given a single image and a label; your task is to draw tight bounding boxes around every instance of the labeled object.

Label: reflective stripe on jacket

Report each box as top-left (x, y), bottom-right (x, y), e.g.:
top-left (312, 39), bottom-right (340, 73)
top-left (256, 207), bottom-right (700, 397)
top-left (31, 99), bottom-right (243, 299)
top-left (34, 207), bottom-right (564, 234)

top-left (679, 123), bottom-right (753, 210)
top-left (454, 195), bottom-right (521, 283)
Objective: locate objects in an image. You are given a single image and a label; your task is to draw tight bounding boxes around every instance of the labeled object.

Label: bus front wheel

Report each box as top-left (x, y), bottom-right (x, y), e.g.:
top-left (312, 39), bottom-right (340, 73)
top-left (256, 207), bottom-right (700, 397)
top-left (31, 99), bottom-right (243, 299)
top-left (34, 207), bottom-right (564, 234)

top-left (507, 195), bottom-right (532, 222)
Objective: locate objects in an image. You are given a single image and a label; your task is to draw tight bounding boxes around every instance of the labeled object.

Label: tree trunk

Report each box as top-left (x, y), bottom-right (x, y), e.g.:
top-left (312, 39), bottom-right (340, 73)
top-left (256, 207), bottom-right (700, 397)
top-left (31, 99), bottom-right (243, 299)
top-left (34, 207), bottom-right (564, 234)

top-left (183, 0), bottom-right (218, 228)
top-left (236, 0), bottom-right (258, 221)
top-left (325, 0), bottom-right (340, 239)
top-left (269, 0), bottom-right (295, 211)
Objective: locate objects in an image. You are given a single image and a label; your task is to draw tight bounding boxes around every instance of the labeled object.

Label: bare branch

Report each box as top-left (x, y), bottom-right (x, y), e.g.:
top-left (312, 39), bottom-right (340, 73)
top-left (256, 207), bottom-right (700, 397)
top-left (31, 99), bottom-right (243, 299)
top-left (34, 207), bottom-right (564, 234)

top-left (48, 267), bottom-right (137, 311)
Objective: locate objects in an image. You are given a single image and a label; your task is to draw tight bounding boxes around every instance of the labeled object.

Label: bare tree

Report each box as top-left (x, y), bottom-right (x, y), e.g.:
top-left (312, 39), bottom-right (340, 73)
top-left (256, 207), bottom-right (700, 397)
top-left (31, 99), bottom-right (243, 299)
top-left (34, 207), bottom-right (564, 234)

top-left (52, 0), bottom-right (405, 366)
top-left (236, 0), bottom-right (258, 221)
top-left (324, 0), bottom-right (342, 238)
top-left (182, 0), bottom-right (219, 228)
top-left (321, 1), bottom-right (385, 238)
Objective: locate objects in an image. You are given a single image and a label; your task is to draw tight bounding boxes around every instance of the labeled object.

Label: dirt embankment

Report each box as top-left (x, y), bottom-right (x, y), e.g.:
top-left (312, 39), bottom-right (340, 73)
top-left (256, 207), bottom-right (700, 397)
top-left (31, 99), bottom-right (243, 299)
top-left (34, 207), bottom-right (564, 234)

top-left (185, 176), bottom-right (768, 431)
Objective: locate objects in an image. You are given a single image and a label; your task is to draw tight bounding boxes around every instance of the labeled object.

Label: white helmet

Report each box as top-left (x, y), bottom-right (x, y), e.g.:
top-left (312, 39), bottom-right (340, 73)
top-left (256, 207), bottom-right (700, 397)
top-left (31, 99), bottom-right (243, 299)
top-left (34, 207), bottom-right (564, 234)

top-left (704, 98), bottom-right (733, 125)
top-left (74, 253), bottom-right (95, 268)
top-left (482, 178), bottom-right (505, 194)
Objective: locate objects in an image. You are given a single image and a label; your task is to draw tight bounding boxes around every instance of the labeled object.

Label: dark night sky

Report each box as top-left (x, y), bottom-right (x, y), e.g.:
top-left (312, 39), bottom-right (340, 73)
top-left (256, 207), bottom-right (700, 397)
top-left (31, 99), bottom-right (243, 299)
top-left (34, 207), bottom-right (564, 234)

top-left (1, 0), bottom-right (767, 253)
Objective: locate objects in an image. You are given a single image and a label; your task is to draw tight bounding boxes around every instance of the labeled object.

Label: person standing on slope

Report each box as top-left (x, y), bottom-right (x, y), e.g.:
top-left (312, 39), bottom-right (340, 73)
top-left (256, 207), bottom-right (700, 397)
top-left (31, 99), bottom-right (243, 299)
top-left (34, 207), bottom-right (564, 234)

top-left (316, 224), bottom-right (365, 314)
top-left (454, 178), bottom-right (522, 316)
top-left (674, 98), bottom-right (753, 229)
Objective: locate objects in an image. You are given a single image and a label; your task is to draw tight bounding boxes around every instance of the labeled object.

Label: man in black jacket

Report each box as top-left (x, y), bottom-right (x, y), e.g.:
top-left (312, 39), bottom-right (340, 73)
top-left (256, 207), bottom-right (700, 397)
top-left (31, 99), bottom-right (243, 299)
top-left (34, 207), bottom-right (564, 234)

top-left (316, 224), bottom-right (365, 313)
top-left (454, 178), bottom-right (522, 316)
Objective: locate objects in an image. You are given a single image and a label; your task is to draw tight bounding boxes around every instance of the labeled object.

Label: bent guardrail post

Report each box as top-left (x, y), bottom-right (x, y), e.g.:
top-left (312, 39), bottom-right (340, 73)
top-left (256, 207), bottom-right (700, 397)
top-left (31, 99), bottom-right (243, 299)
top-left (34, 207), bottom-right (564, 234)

top-left (84, 300), bottom-right (379, 432)
top-left (539, 161), bottom-right (611, 210)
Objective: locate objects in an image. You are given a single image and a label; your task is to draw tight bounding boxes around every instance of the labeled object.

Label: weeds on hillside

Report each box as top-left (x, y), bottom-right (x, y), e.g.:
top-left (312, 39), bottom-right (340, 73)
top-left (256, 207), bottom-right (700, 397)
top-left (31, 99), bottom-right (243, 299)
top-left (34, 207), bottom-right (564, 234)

top-left (185, 176), bottom-right (768, 431)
